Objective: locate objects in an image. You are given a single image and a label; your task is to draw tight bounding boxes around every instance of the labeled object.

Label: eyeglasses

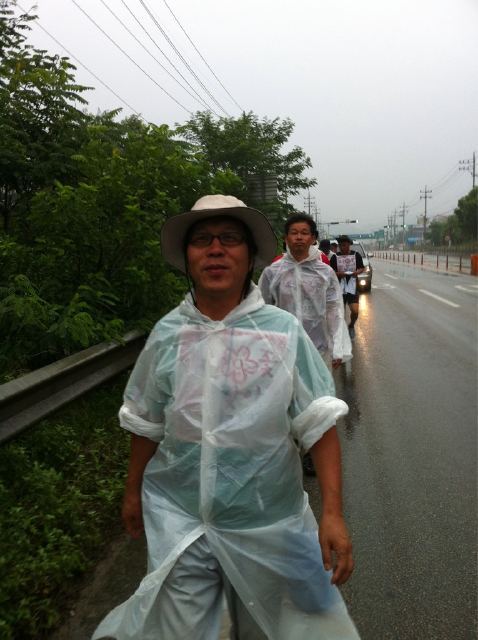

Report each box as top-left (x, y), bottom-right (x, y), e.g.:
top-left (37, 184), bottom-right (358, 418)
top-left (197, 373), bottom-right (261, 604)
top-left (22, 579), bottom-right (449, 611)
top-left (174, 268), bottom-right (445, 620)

top-left (188, 231), bottom-right (245, 247)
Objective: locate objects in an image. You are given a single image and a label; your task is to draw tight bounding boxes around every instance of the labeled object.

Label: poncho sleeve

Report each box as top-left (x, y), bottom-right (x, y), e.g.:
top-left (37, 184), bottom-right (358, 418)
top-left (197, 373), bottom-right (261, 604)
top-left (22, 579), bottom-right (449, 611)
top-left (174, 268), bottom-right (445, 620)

top-left (118, 329), bottom-right (170, 443)
top-left (289, 326), bottom-right (348, 452)
top-left (258, 267), bottom-right (274, 304)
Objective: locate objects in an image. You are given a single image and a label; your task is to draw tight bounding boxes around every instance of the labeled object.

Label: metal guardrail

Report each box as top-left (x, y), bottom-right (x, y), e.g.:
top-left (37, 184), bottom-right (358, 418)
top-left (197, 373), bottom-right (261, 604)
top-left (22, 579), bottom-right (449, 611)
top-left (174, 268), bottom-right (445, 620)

top-left (0, 330), bottom-right (145, 445)
top-left (375, 251), bottom-right (473, 274)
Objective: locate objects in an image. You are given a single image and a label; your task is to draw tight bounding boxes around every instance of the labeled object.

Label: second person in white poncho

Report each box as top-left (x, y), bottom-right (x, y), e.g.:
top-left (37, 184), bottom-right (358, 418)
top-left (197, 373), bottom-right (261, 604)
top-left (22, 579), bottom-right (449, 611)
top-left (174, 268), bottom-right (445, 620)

top-left (258, 213), bottom-right (352, 370)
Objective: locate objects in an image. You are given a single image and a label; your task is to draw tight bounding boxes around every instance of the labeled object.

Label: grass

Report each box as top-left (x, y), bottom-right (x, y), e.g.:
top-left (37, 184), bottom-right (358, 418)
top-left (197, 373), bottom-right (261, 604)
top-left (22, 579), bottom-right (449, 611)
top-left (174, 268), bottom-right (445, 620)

top-left (0, 375), bottom-right (130, 640)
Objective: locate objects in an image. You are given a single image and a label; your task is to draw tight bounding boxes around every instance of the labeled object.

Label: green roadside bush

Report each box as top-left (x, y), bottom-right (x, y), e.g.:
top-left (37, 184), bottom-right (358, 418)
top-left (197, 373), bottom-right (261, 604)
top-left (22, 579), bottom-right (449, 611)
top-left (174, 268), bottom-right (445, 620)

top-left (0, 377), bottom-right (130, 640)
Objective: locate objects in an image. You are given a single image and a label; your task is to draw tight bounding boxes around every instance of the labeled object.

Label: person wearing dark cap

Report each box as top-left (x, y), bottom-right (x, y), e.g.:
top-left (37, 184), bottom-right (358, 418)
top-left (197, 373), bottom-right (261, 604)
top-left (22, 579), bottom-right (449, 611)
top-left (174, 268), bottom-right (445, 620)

top-left (329, 235), bottom-right (365, 339)
top-left (92, 195), bottom-right (359, 640)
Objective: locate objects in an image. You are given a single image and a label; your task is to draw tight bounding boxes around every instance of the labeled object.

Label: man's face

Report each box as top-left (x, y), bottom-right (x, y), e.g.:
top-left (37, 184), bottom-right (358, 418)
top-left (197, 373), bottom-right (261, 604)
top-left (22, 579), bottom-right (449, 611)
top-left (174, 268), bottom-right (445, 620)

top-left (285, 222), bottom-right (315, 259)
top-left (330, 243), bottom-right (338, 254)
top-left (186, 218), bottom-right (251, 300)
top-left (339, 240), bottom-right (351, 254)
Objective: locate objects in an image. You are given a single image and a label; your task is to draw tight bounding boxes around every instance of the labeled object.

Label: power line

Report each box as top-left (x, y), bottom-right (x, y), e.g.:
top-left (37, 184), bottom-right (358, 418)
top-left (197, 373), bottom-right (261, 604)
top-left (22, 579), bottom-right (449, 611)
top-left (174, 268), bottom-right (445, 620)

top-left (138, 0), bottom-right (231, 117)
top-left (429, 168), bottom-right (462, 196)
top-left (117, 0), bottom-right (220, 116)
top-left (97, 0), bottom-right (212, 112)
top-left (403, 161), bottom-right (465, 210)
top-left (70, 0), bottom-right (192, 115)
top-left (429, 163), bottom-right (460, 190)
top-left (160, 0), bottom-right (244, 112)
top-left (17, 4), bottom-right (147, 122)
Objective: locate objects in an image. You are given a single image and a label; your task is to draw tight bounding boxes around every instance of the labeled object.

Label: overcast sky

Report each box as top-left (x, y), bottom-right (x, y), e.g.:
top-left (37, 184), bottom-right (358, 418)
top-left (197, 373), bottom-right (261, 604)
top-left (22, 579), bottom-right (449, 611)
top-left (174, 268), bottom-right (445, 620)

top-left (18, 0), bottom-right (478, 234)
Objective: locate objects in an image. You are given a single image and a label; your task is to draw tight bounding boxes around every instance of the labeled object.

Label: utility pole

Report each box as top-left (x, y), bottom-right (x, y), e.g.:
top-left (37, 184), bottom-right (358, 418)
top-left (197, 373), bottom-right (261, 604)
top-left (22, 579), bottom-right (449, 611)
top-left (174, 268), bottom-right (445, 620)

top-left (420, 185), bottom-right (432, 238)
top-left (303, 189), bottom-right (316, 216)
top-left (385, 214), bottom-right (393, 245)
top-left (384, 224), bottom-right (390, 244)
top-left (459, 152), bottom-right (476, 189)
top-left (399, 201), bottom-right (409, 245)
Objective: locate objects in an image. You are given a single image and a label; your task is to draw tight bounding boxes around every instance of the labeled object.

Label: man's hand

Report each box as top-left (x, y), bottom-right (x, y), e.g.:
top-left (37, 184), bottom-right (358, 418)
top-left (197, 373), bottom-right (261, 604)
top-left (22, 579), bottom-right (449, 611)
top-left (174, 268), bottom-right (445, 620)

top-left (122, 489), bottom-right (144, 539)
top-left (319, 513), bottom-right (354, 585)
top-left (332, 358), bottom-right (342, 369)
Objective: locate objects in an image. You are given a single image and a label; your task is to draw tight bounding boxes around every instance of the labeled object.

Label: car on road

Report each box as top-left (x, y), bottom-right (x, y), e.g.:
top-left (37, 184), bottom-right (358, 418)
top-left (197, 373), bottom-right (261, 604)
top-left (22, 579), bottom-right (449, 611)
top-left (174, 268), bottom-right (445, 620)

top-left (353, 242), bottom-right (373, 292)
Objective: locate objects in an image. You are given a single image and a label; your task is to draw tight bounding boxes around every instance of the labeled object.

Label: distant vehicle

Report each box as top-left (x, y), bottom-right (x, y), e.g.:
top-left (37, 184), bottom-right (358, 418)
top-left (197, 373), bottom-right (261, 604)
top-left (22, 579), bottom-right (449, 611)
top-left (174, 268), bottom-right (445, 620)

top-left (353, 242), bottom-right (373, 292)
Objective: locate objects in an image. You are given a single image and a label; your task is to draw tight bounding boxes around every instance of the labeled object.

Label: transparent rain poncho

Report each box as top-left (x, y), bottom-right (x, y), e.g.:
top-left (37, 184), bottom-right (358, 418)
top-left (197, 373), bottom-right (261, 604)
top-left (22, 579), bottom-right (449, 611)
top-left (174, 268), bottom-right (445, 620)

top-left (92, 285), bottom-right (359, 640)
top-left (258, 249), bottom-right (352, 362)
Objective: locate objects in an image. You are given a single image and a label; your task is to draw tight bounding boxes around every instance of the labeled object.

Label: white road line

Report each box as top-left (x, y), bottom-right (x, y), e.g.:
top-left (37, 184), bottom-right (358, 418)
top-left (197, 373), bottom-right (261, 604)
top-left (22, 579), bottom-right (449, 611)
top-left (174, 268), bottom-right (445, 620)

top-left (455, 285), bottom-right (478, 294)
top-left (419, 289), bottom-right (460, 308)
top-left (372, 284), bottom-right (396, 289)
top-left (470, 284), bottom-right (478, 289)
top-left (384, 273), bottom-right (399, 280)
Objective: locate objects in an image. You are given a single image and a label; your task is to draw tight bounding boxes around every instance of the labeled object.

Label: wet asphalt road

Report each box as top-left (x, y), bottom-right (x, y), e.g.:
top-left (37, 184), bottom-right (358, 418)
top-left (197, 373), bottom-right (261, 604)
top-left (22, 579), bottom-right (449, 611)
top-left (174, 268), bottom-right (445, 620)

top-left (305, 259), bottom-right (477, 639)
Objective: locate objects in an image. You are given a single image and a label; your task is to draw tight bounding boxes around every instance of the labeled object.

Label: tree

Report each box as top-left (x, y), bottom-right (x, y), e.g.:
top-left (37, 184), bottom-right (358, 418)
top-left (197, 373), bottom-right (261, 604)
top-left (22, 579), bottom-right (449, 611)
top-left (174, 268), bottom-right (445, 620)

top-left (0, 1), bottom-right (91, 232)
top-left (428, 218), bottom-right (448, 245)
top-left (177, 112), bottom-right (316, 204)
top-left (453, 187), bottom-right (477, 240)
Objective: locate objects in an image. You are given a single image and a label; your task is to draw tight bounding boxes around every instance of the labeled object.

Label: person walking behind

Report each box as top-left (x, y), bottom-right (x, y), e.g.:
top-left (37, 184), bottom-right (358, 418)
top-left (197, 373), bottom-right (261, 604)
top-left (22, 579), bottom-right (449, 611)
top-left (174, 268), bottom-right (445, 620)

top-left (258, 213), bottom-right (352, 370)
top-left (329, 235), bottom-right (365, 339)
top-left (92, 196), bottom-right (359, 640)
top-left (319, 238), bottom-right (333, 260)
top-left (330, 239), bottom-right (339, 254)
top-left (259, 215), bottom-right (352, 478)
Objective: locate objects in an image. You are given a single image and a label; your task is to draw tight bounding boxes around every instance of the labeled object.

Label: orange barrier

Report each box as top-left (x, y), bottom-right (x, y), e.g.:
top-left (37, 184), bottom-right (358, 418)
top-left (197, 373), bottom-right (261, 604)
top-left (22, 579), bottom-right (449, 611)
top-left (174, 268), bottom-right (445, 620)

top-left (471, 254), bottom-right (478, 276)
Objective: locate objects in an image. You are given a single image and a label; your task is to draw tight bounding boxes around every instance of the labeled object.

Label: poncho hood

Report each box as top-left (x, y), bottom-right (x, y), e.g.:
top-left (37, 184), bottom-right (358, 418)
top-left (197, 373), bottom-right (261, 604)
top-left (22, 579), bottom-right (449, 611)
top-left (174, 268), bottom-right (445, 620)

top-left (284, 245), bottom-right (321, 265)
top-left (178, 282), bottom-right (265, 325)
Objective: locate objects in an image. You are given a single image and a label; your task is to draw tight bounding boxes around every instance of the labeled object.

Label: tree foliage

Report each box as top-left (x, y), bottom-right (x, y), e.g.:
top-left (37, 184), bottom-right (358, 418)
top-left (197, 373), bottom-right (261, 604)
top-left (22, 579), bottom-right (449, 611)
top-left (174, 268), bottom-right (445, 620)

top-left (427, 187), bottom-right (477, 245)
top-left (178, 111), bottom-right (316, 201)
top-left (453, 187), bottom-right (477, 240)
top-left (0, 2), bottom-right (91, 232)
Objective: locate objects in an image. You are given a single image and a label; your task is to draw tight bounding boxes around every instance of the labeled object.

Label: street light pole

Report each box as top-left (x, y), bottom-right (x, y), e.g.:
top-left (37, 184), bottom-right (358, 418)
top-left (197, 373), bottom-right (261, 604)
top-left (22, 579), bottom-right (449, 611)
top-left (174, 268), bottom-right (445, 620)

top-left (322, 220), bottom-right (359, 238)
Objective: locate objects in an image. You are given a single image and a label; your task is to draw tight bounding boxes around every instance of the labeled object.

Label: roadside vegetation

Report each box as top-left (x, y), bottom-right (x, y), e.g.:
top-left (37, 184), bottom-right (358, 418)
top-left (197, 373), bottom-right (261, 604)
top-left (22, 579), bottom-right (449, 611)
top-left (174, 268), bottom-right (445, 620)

top-left (427, 187), bottom-right (478, 247)
top-left (0, 378), bottom-right (128, 640)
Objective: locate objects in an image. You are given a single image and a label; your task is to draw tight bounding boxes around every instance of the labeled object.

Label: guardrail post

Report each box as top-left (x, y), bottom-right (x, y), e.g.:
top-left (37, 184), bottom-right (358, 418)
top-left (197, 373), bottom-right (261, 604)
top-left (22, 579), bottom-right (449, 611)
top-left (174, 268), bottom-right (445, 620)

top-left (459, 255), bottom-right (462, 272)
top-left (446, 254), bottom-right (449, 270)
top-left (408, 254), bottom-right (410, 263)
top-left (414, 254), bottom-right (416, 264)
top-left (436, 254), bottom-right (439, 269)
top-left (421, 254), bottom-right (424, 266)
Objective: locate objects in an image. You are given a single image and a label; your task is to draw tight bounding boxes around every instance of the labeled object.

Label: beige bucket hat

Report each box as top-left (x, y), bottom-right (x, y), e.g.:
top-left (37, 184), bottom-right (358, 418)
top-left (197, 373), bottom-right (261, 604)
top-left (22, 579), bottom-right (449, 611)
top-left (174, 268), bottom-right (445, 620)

top-left (161, 195), bottom-right (277, 272)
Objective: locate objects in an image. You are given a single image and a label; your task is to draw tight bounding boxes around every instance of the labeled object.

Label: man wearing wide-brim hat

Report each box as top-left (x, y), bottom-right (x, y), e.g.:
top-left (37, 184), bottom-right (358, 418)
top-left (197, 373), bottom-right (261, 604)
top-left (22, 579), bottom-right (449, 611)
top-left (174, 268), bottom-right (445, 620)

top-left (92, 195), bottom-right (359, 640)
